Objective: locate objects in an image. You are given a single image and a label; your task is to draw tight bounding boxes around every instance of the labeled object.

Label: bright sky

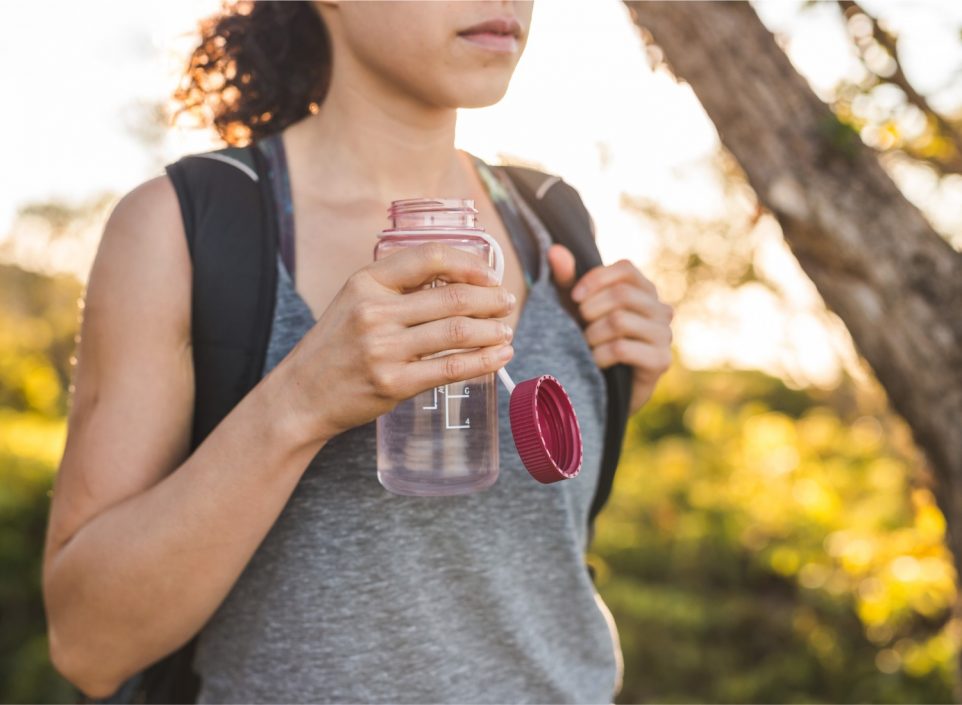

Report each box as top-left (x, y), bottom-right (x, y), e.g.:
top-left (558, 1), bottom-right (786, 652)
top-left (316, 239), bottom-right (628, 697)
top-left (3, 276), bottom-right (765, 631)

top-left (2, 0), bottom-right (960, 389)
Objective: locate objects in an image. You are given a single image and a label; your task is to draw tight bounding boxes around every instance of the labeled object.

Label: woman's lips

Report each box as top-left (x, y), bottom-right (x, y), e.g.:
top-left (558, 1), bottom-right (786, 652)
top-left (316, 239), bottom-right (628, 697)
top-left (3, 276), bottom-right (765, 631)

top-left (458, 31), bottom-right (519, 53)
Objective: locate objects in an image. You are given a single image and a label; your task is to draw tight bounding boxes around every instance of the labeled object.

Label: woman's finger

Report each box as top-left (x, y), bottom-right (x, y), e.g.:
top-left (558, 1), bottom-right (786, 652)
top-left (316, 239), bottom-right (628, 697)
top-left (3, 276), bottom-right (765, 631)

top-left (571, 259), bottom-right (657, 303)
top-left (402, 343), bottom-right (515, 397)
top-left (579, 282), bottom-right (672, 324)
top-left (592, 337), bottom-right (672, 373)
top-left (584, 309), bottom-right (672, 349)
top-left (368, 242), bottom-right (499, 292)
top-left (398, 316), bottom-right (513, 359)
top-left (395, 282), bottom-right (515, 326)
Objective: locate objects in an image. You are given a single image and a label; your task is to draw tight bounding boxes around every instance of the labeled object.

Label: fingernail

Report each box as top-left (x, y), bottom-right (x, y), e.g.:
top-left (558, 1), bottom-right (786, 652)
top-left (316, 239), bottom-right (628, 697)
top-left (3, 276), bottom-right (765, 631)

top-left (503, 324), bottom-right (513, 342)
top-left (572, 285), bottom-right (585, 302)
top-left (487, 268), bottom-right (500, 284)
top-left (499, 344), bottom-right (514, 360)
top-left (507, 292), bottom-right (517, 308)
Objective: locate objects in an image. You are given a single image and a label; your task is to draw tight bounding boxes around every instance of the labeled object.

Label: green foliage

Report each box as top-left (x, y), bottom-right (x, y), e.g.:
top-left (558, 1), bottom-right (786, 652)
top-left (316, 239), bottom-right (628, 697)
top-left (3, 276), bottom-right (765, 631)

top-left (592, 361), bottom-right (957, 703)
top-left (1, 264), bottom-right (81, 703)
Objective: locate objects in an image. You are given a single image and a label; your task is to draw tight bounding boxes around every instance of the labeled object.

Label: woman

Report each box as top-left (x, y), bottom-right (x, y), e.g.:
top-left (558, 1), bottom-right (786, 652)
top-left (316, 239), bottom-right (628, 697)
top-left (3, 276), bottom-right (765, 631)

top-left (41, 2), bottom-right (674, 703)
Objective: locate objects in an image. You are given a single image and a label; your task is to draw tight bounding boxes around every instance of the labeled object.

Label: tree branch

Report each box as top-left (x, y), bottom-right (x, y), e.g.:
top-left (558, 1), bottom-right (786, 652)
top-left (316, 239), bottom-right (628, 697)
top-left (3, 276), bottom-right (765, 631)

top-left (838, 0), bottom-right (962, 175)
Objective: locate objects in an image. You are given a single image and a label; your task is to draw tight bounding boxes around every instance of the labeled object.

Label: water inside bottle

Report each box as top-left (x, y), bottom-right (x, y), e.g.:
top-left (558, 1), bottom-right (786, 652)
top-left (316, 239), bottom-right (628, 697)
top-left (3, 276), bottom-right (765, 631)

top-left (376, 371), bottom-right (498, 496)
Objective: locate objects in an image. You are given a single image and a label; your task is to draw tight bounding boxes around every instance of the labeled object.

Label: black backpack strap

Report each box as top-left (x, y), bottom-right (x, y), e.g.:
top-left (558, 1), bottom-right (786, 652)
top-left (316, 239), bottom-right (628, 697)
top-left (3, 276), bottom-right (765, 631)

top-left (495, 165), bottom-right (633, 547)
top-left (92, 144), bottom-right (279, 705)
top-left (165, 145), bottom-right (279, 448)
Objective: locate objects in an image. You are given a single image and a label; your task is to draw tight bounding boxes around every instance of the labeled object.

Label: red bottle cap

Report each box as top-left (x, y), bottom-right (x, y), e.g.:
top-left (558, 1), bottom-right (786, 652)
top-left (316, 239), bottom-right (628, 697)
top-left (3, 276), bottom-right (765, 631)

top-left (508, 375), bottom-right (583, 483)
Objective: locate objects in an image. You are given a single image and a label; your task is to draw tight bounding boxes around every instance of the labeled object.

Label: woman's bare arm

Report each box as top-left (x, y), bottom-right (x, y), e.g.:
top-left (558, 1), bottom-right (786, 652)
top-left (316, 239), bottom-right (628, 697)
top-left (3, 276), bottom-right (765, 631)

top-left (41, 175), bottom-right (326, 698)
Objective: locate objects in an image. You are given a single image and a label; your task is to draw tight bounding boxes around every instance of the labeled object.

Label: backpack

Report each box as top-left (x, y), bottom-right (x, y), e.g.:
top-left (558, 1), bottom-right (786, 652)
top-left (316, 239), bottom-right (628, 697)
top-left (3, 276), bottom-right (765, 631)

top-left (90, 144), bottom-right (631, 704)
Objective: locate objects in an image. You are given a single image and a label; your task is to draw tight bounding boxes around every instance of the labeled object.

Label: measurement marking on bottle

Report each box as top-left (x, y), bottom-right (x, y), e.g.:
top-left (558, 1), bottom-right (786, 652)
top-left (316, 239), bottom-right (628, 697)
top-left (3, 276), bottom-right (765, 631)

top-left (422, 386), bottom-right (440, 411)
top-left (421, 384), bottom-right (471, 429)
top-left (445, 384), bottom-right (471, 429)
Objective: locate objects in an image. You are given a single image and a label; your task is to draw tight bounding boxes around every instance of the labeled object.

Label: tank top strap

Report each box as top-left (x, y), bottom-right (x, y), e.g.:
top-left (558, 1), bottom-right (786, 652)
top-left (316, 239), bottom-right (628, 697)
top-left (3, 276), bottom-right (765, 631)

top-left (483, 162), bottom-right (555, 289)
top-left (256, 133), bottom-right (296, 281)
top-left (469, 153), bottom-right (544, 289)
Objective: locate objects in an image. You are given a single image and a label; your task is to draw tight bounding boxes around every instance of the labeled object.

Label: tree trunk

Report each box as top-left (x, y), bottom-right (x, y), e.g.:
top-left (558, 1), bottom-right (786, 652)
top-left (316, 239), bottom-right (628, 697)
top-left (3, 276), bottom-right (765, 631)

top-left (624, 0), bottom-right (962, 595)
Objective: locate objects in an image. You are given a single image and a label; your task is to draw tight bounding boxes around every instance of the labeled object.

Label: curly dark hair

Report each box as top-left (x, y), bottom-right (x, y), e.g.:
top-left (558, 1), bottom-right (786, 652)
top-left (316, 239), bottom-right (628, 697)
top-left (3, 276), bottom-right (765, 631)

top-left (171, 0), bottom-right (332, 146)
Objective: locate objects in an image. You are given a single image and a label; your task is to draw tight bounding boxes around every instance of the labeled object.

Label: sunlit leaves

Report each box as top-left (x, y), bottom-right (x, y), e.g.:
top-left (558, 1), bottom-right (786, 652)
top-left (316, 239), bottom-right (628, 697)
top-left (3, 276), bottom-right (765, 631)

top-left (592, 362), bottom-right (957, 702)
top-left (0, 264), bottom-right (80, 702)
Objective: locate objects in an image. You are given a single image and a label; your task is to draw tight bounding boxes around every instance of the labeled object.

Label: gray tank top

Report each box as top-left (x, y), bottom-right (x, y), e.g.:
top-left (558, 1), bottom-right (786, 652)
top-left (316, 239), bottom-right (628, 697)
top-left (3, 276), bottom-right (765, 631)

top-left (192, 138), bottom-right (624, 704)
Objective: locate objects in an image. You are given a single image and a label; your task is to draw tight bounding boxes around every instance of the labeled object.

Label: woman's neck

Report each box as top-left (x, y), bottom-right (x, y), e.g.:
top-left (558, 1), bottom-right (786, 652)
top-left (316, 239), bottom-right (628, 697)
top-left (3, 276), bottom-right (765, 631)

top-left (283, 64), bottom-right (472, 208)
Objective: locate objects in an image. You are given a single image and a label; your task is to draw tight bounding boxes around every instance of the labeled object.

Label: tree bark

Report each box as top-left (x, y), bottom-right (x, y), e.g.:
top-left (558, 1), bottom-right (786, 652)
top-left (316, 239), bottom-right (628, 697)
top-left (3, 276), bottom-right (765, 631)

top-left (623, 1), bottom-right (962, 572)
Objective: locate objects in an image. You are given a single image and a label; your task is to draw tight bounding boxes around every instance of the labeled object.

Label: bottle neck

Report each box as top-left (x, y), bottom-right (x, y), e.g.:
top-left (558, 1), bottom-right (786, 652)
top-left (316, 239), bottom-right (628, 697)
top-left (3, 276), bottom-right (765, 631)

top-left (379, 197), bottom-right (506, 287)
top-left (386, 198), bottom-right (481, 230)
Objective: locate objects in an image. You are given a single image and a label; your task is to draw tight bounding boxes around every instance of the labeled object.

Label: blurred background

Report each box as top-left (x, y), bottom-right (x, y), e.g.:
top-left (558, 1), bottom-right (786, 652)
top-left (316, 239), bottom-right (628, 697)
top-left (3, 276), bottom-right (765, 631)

top-left (2, 0), bottom-right (961, 702)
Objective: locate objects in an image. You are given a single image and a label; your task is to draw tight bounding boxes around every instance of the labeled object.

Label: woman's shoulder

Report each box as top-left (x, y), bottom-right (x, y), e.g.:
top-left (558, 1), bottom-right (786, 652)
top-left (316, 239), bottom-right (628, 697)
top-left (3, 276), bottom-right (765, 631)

top-left (110, 173), bottom-right (182, 228)
top-left (86, 173), bottom-right (191, 332)
top-left (100, 174), bottom-right (186, 269)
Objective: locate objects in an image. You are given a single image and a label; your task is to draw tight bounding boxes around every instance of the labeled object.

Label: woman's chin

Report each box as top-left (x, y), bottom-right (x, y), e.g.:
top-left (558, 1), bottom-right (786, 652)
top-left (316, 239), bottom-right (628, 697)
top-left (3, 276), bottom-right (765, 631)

top-left (448, 82), bottom-right (513, 110)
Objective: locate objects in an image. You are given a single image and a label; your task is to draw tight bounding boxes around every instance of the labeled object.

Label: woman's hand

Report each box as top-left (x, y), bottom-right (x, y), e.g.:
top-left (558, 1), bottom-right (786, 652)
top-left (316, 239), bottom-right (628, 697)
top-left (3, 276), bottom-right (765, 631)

top-left (548, 245), bottom-right (673, 415)
top-left (278, 243), bottom-right (516, 443)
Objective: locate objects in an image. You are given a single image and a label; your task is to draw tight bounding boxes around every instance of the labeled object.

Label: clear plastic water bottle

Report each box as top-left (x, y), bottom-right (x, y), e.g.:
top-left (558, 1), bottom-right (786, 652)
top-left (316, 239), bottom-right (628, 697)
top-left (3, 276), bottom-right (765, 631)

top-left (374, 198), bottom-right (501, 496)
